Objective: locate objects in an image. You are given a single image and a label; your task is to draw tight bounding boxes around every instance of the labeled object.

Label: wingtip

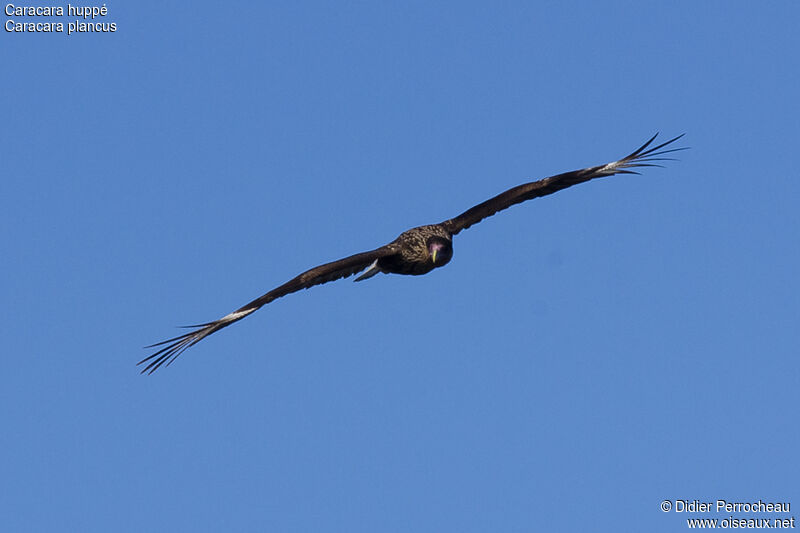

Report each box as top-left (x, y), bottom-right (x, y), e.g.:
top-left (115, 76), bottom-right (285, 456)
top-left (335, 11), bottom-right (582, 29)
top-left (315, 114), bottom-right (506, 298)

top-left (628, 132), bottom-right (661, 158)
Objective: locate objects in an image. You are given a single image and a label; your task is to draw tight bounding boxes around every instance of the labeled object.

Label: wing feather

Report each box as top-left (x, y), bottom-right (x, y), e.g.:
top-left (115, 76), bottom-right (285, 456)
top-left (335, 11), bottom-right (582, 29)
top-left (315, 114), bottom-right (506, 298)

top-left (441, 133), bottom-right (686, 235)
top-left (138, 244), bottom-right (399, 374)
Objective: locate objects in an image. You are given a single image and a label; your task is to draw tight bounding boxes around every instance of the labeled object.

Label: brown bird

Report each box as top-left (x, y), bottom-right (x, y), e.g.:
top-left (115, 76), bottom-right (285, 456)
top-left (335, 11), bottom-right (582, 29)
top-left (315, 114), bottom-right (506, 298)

top-left (139, 133), bottom-right (685, 373)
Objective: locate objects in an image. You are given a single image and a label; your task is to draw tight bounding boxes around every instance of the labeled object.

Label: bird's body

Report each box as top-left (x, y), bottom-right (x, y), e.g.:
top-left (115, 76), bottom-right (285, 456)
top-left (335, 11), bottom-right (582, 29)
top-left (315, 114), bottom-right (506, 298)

top-left (140, 134), bottom-right (685, 373)
top-left (378, 225), bottom-right (454, 276)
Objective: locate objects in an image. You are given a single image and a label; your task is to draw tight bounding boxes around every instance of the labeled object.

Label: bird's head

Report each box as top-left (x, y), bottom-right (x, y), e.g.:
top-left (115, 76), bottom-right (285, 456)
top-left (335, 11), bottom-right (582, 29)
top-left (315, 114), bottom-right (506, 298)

top-left (427, 236), bottom-right (453, 267)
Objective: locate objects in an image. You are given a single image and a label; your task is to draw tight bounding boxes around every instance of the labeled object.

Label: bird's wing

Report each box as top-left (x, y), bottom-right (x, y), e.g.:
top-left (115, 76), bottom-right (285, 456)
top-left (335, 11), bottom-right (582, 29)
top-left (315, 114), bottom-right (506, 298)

top-left (138, 243), bottom-right (400, 374)
top-left (440, 133), bottom-right (686, 235)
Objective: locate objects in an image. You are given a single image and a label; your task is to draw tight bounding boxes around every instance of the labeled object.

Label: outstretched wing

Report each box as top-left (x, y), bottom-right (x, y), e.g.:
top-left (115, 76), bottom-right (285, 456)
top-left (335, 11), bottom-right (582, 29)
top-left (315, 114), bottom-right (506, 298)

top-left (441, 133), bottom-right (686, 235)
top-left (138, 244), bottom-right (400, 374)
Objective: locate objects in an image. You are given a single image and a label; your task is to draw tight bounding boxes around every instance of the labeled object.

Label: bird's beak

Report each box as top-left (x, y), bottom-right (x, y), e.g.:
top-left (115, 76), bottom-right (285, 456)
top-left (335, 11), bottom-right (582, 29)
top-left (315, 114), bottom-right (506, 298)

top-left (431, 249), bottom-right (438, 264)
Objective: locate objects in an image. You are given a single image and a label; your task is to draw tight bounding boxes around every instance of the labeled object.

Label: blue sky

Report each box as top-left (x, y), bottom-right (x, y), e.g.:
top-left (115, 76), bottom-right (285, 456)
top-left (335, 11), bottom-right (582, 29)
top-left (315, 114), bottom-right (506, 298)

top-left (3, 2), bottom-right (799, 531)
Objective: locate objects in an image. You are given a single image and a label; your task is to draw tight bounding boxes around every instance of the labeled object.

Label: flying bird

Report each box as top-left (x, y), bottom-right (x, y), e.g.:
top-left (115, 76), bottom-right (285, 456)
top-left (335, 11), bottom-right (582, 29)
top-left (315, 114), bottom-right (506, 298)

top-left (139, 133), bottom-right (685, 373)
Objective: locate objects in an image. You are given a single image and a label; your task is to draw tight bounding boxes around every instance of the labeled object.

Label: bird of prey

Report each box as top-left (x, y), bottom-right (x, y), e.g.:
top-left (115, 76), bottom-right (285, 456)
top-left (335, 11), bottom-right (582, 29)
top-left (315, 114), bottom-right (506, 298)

top-left (139, 133), bottom-right (685, 373)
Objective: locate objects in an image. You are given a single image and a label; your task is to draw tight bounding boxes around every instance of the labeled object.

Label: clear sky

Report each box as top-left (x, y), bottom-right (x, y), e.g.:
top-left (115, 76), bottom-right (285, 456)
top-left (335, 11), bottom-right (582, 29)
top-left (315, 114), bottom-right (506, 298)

top-left (3, 2), bottom-right (799, 532)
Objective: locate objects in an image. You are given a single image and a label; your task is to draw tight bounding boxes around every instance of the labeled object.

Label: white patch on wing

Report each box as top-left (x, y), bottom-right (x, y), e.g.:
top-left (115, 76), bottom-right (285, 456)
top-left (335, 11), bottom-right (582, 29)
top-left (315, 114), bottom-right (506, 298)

top-left (222, 309), bottom-right (253, 322)
top-left (601, 160), bottom-right (620, 172)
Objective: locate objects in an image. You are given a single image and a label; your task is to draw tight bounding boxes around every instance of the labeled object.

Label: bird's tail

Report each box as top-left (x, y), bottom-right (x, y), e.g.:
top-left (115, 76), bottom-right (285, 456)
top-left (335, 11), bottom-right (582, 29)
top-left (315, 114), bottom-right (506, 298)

top-left (354, 259), bottom-right (382, 282)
